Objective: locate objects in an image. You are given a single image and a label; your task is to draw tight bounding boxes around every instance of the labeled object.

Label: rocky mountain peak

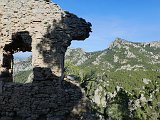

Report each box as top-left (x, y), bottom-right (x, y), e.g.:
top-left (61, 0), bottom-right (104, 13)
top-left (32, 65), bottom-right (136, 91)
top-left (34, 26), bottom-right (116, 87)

top-left (109, 38), bottom-right (130, 49)
top-left (109, 38), bottom-right (160, 49)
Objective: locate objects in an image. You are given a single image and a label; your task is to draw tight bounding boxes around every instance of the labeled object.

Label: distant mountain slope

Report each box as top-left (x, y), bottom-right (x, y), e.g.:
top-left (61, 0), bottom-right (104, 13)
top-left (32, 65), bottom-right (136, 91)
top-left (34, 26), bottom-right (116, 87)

top-left (66, 38), bottom-right (160, 72)
top-left (13, 38), bottom-right (160, 75)
top-left (65, 48), bottom-right (89, 65)
top-left (13, 56), bottom-right (32, 76)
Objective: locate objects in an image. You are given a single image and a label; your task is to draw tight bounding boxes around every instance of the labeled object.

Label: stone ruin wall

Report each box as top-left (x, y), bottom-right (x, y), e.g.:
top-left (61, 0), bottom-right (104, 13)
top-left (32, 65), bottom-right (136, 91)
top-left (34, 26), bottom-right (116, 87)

top-left (0, 0), bottom-right (91, 119)
top-left (0, 0), bottom-right (91, 82)
top-left (0, 80), bottom-right (83, 120)
top-left (0, 0), bottom-right (64, 82)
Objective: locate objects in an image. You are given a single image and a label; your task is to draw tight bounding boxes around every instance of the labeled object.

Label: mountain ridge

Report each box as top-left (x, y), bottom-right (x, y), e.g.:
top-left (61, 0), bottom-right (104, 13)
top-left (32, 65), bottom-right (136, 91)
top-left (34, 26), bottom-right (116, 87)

top-left (65, 38), bottom-right (160, 72)
top-left (13, 38), bottom-right (160, 75)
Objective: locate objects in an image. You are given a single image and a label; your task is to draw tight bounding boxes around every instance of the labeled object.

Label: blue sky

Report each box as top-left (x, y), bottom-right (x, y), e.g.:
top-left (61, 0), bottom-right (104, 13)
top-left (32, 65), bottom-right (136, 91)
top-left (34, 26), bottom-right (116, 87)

top-left (14, 0), bottom-right (160, 58)
top-left (52, 0), bottom-right (160, 52)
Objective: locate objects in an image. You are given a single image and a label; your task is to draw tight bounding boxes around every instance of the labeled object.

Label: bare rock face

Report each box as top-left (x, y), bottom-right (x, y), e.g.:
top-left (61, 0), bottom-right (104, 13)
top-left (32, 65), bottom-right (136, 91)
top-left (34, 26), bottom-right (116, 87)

top-left (0, 0), bottom-right (91, 119)
top-left (0, 0), bottom-right (91, 82)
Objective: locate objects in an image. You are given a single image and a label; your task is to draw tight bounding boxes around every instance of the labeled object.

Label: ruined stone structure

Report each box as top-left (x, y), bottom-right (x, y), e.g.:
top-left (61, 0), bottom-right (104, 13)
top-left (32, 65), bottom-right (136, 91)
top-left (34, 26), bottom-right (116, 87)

top-left (0, 0), bottom-right (91, 82)
top-left (0, 0), bottom-right (91, 119)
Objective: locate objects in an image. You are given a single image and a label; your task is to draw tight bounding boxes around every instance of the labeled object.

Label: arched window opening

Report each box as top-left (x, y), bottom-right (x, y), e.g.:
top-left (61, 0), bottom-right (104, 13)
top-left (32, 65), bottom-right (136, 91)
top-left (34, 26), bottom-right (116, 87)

top-left (0, 31), bottom-right (32, 83)
top-left (11, 31), bottom-right (32, 83)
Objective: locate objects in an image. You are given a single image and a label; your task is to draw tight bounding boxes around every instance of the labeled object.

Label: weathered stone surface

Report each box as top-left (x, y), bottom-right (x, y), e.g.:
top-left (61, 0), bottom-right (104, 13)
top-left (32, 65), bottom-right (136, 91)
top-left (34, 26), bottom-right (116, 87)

top-left (0, 0), bottom-right (91, 82)
top-left (0, 0), bottom-right (91, 119)
top-left (0, 80), bottom-right (82, 119)
top-left (0, 81), bottom-right (2, 93)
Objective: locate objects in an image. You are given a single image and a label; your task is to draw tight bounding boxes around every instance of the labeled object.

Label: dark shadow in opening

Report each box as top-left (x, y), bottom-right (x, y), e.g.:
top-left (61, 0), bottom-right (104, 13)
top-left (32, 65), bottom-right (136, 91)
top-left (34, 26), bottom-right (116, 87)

top-left (0, 31), bottom-right (32, 82)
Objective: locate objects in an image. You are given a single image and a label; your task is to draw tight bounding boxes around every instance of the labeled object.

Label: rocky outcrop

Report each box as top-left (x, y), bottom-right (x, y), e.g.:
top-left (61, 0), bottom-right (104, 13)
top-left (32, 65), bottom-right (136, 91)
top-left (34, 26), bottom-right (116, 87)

top-left (109, 38), bottom-right (160, 49)
top-left (65, 48), bottom-right (88, 65)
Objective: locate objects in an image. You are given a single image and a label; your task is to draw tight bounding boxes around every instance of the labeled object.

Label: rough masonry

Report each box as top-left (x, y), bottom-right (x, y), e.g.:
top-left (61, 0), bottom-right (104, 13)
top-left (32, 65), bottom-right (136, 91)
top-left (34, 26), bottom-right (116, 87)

top-left (0, 0), bottom-right (91, 82)
top-left (0, 0), bottom-right (91, 119)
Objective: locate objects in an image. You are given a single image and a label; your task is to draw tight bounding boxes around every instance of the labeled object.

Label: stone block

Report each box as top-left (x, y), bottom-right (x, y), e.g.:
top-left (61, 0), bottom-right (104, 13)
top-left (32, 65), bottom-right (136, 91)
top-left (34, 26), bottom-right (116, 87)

top-left (0, 80), bottom-right (3, 93)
